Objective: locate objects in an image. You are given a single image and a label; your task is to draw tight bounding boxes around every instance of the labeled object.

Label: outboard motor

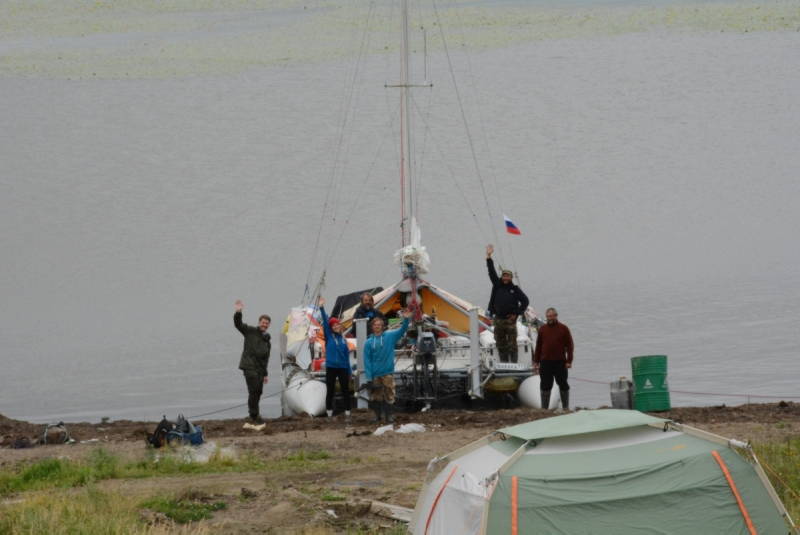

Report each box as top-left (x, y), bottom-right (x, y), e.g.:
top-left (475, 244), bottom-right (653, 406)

top-left (418, 331), bottom-right (436, 357)
top-left (412, 331), bottom-right (439, 404)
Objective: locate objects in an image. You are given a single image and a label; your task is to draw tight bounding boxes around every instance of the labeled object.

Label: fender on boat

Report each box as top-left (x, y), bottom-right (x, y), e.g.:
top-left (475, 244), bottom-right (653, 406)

top-left (518, 375), bottom-right (560, 410)
top-left (282, 363), bottom-right (326, 417)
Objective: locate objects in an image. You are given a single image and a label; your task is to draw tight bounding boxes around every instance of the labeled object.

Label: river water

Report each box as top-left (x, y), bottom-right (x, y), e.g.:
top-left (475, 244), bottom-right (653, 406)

top-left (1, 1), bottom-right (798, 423)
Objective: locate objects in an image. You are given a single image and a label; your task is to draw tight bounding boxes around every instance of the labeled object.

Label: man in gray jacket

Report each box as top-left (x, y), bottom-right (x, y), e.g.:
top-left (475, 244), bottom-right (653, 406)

top-left (234, 299), bottom-right (271, 422)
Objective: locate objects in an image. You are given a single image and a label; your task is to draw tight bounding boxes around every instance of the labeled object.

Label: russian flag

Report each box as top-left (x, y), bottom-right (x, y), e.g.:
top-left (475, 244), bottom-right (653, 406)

top-left (504, 214), bottom-right (521, 235)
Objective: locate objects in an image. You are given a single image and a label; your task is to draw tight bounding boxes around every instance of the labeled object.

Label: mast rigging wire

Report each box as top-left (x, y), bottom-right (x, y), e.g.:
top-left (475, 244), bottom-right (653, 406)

top-left (302, 1), bottom-right (377, 303)
top-left (431, 0), bottom-right (502, 254)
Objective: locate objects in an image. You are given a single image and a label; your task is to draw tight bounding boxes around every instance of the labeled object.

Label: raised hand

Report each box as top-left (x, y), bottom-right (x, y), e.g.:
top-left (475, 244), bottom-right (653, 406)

top-left (317, 296), bottom-right (326, 306)
top-left (234, 300), bottom-right (244, 312)
top-left (486, 244), bottom-right (494, 258)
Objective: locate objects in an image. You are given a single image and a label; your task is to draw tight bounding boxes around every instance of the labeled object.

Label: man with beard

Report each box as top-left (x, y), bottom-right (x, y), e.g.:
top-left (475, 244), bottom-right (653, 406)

top-left (534, 307), bottom-right (574, 411)
top-left (352, 292), bottom-right (385, 337)
top-left (233, 299), bottom-right (271, 423)
top-left (486, 244), bottom-right (529, 362)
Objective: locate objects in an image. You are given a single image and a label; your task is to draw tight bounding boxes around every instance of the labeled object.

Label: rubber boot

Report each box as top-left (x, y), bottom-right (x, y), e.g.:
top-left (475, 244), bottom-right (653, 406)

top-left (384, 402), bottom-right (395, 424)
top-left (370, 401), bottom-right (382, 423)
top-left (326, 410), bottom-right (333, 418)
top-left (540, 390), bottom-right (551, 411)
top-left (560, 390), bottom-right (570, 411)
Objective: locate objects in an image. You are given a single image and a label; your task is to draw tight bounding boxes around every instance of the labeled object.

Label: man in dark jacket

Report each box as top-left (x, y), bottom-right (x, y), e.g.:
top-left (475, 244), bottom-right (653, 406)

top-left (352, 292), bottom-right (385, 338)
top-left (486, 244), bottom-right (529, 363)
top-left (233, 299), bottom-right (271, 422)
top-left (534, 307), bottom-right (574, 411)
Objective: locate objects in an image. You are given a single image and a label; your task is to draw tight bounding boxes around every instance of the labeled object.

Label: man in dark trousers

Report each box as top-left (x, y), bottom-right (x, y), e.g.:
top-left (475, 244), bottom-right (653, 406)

top-left (486, 244), bottom-right (529, 363)
top-left (233, 299), bottom-right (271, 423)
top-left (534, 307), bottom-right (574, 411)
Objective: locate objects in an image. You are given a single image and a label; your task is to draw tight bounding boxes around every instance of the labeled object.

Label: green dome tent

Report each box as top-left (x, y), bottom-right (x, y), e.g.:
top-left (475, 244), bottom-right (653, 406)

top-left (411, 409), bottom-right (796, 535)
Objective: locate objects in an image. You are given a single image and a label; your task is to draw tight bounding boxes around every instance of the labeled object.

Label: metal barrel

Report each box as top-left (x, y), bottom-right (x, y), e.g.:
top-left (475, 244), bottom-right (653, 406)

top-left (631, 355), bottom-right (671, 411)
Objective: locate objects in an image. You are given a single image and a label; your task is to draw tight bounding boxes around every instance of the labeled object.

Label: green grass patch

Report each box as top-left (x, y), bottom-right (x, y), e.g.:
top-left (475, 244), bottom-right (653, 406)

top-left (261, 449), bottom-right (335, 473)
top-left (141, 495), bottom-right (226, 524)
top-left (0, 448), bottom-right (341, 497)
top-left (0, 447), bottom-right (265, 497)
top-left (320, 491), bottom-right (346, 502)
top-left (287, 450), bottom-right (331, 461)
top-left (0, 487), bottom-right (146, 535)
top-left (754, 437), bottom-right (800, 522)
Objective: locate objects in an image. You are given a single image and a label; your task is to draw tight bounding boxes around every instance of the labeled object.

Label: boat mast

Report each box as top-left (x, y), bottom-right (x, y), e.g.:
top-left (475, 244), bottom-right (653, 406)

top-left (400, 0), bottom-right (413, 247)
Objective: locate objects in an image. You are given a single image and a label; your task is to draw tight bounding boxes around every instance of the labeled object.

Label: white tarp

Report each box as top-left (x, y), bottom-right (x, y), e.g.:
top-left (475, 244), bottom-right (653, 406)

top-left (394, 217), bottom-right (431, 274)
top-left (284, 306), bottom-right (314, 369)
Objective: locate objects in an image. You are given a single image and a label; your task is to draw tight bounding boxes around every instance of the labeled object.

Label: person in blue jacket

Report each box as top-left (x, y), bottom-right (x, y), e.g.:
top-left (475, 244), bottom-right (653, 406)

top-left (318, 297), bottom-right (352, 420)
top-left (364, 308), bottom-right (411, 423)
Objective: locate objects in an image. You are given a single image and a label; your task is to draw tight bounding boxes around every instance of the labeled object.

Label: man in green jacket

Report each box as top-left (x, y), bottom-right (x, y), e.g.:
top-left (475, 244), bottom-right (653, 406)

top-left (234, 300), bottom-right (271, 423)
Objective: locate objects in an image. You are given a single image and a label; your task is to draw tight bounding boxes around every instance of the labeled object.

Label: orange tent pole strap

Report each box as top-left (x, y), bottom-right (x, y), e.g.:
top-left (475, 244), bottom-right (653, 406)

top-left (511, 476), bottom-right (519, 535)
top-left (424, 466), bottom-right (458, 535)
top-left (712, 450), bottom-right (758, 535)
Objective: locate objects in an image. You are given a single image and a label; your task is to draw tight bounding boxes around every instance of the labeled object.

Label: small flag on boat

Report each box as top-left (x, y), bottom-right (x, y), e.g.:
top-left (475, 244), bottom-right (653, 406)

top-left (504, 214), bottom-right (521, 235)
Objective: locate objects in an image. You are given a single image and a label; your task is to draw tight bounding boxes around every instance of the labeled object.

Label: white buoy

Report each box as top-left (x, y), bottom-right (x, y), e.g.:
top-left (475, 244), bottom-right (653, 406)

top-left (518, 375), bottom-right (560, 410)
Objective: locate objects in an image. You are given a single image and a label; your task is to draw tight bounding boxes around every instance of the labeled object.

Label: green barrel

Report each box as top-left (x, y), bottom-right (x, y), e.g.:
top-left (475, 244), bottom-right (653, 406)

top-left (631, 355), bottom-right (671, 411)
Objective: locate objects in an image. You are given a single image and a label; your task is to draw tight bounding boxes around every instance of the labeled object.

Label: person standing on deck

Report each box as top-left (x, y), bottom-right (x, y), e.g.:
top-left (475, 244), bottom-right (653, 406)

top-left (363, 310), bottom-right (411, 424)
top-left (534, 307), bottom-right (574, 411)
top-left (485, 244), bottom-right (529, 363)
top-left (317, 297), bottom-right (352, 421)
top-left (233, 300), bottom-right (271, 423)
top-left (352, 293), bottom-right (385, 338)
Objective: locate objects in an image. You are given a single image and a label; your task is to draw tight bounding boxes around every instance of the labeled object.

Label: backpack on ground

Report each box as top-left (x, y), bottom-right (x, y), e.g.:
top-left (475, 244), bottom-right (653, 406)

top-left (147, 414), bottom-right (204, 448)
top-left (146, 415), bottom-right (176, 448)
top-left (167, 414), bottom-right (204, 446)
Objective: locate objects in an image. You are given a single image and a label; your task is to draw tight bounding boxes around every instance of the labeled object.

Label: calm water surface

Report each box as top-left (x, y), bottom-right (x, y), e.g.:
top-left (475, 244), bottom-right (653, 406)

top-left (1, 2), bottom-right (798, 422)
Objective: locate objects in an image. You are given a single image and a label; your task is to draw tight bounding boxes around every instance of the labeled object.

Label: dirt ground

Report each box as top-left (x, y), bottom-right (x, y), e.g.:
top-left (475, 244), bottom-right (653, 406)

top-left (2, 403), bottom-right (799, 533)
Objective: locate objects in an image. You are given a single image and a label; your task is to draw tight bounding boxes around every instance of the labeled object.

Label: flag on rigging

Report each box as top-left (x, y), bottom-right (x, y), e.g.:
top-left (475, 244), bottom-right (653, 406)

top-left (503, 214), bottom-right (521, 235)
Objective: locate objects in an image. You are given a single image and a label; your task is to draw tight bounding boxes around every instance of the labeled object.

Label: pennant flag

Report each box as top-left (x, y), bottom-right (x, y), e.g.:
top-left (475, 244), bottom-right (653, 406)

top-left (504, 214), bottom-right (521, 235)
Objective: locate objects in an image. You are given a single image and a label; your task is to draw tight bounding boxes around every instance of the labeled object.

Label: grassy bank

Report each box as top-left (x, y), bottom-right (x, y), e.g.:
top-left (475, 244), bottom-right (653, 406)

top-left (0, 439), bottom-right (797, 533)
top-left (754, 437), bottom-right (800, 522)
top-left (0, 447), bottom-right (345, 497)
top-left (0, 446), bottom-right (371, 534)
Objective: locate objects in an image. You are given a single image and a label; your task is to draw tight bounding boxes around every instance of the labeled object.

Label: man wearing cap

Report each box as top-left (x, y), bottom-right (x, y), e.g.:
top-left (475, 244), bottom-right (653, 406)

top-left (486, 244), bottom-right (529, 363)
top-left (534, 307), bottom-right (574, 411)
top-left (318, 298), bottom-right (352, 420)
top-left (233, 300), bottom-right (271, 423)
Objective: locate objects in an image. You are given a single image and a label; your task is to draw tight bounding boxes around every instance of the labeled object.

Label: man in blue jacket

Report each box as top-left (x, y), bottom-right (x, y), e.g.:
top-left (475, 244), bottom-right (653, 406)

top-left (364, 309), bottom-right (411, 423)
top-left (318, 297), bottom-right (352, 420)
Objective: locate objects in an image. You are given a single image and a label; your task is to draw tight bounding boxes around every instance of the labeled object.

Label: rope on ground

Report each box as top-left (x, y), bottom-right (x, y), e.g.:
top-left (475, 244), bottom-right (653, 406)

top-left (188, 380), bottom-right (308, 420)
top-left (759, 458), bottom-right (800, 505)
top-left (570, 376), bottom-right (800, 400)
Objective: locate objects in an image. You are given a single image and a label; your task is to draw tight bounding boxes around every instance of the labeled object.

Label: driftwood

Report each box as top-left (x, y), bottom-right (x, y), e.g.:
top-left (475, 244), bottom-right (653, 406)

top-left (370, 501), bottom-right (413, 523)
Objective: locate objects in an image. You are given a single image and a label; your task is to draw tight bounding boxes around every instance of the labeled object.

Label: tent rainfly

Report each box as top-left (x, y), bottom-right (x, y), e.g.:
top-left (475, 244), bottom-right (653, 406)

top-left (411, 409), bottom-right (797, 535)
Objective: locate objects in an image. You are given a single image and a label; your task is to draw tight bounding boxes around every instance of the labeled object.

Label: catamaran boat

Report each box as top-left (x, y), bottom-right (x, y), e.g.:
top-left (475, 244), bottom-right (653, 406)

top-left (279, 1), bottom-right (559, 416)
